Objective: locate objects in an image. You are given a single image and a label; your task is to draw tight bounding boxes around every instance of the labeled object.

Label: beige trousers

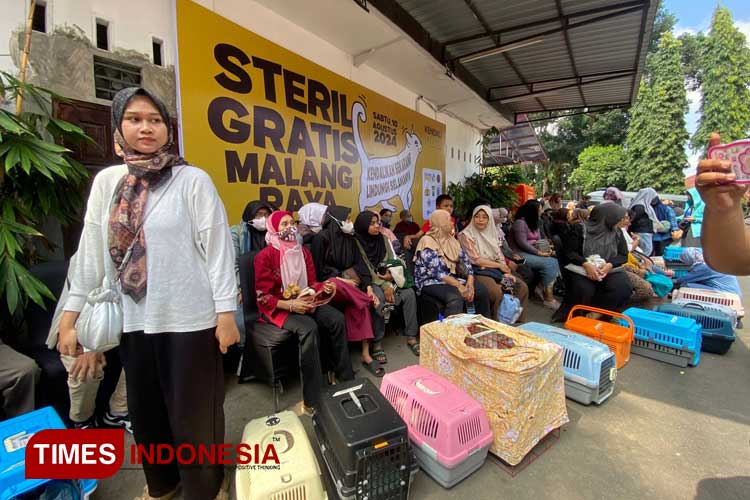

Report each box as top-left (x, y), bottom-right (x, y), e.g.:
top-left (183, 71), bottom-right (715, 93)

top-left (60, 354), bottom-right (127, 422)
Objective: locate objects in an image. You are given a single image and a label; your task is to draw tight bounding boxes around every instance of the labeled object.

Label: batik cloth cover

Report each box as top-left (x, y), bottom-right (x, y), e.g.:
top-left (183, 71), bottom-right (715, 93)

top-left (419, 314), bottom-right (568, 465)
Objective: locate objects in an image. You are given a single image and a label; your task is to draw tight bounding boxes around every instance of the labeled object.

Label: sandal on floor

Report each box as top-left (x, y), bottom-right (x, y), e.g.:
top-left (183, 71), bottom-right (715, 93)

top-left (134, 486), bottom-right (178, 500)
top-left (371, 348), bottom-right (388, 364)
top-left (362, 360), bottom-right (386, 377)
top-left (407, 341), bottom-right (420, 357)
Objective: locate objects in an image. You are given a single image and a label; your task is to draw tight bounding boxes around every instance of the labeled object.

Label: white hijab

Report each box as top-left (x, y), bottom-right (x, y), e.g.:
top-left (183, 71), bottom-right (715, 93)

top-left (461, 205), bottom-right (504, 262)
top-left (298, 203), bottom-right (327, 231)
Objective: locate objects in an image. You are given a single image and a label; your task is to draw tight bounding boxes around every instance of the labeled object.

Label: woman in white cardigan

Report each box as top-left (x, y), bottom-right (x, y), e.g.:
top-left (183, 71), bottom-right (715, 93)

top-left (57, 87), bottom-right (239, 500)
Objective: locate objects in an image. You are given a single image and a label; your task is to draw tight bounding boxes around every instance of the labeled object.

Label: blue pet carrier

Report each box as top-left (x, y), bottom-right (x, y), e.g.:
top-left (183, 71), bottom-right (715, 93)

top-left (621, 308), bottom-right (702, 367)
top-left (664, 246), bottom-right (702, 261)
top-left (0, 407), bottom-right (97, 500)
top-left (656, 303), bottom-right (735, 354)
top-left (519, 323), bottom-right (617, 405)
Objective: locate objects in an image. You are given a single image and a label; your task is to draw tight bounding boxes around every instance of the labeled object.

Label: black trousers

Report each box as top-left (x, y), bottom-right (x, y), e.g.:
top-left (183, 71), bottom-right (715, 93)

top-left (563, 271), bottom-right (633, 317)
top-left (281, 304), bottom-right (354, 407)
top-left (420, 281), bottom-right (492, 318)
top-left (120, 329), bottom-right (224, 500)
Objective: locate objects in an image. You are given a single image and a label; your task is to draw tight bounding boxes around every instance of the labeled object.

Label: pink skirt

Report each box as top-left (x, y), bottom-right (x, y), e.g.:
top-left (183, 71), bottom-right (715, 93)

top-left (330, 279), bottom-right (375, 342)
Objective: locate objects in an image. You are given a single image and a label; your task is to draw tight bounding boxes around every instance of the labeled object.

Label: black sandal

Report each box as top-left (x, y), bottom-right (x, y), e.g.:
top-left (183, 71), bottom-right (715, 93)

top-left (362, 360), bottom-right (385, 378)
top-left (371, 348), bottom-right (388, 364)
top-left (407, 341), bottom-right (420, 357)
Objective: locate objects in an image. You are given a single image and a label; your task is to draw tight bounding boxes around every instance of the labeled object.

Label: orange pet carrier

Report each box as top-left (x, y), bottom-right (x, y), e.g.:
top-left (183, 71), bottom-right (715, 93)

top-left (564, 305), bottom-right (634, 369)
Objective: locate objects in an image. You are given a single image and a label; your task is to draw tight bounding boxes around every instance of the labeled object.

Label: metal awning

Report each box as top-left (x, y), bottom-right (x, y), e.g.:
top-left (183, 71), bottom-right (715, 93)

top-left (371, 0), bottom-right (658, 123)
top-left (485, 114), bottom-right (548, 165)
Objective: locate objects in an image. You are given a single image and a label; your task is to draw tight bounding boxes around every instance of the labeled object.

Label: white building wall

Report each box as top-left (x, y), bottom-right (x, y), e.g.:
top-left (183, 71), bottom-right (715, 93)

top-left (1, 0), bottom-right (482, 184)
top-left (190, 0), bottom-right (482, 186)
top-left (1, 0), bottom-right (173, 72)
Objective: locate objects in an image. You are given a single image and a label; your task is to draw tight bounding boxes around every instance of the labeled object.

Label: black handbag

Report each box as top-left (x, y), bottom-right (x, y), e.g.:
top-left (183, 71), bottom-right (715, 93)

top-left (472, 266), bottom-right (505, 283)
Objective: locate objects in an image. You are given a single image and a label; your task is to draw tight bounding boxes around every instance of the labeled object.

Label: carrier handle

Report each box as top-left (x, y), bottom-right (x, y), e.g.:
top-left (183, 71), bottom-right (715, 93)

top-left (682, 302), bottom-right (706, 311)
top-left (567, 305), bottom-right (635, 342)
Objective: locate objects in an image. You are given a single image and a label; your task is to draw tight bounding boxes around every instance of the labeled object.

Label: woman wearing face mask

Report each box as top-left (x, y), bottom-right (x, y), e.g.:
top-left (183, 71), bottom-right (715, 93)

top-left (57, 88), bottom-right (239, 500)
top-left (394, 209), bottom-right (420, 237)
top-left (254, 211), bottom-right (354, 412)
top-left (309, 206), bottom-right (380, 370)
top-left (414, 210), bottom-right (491, 318)
top-left (297, 202), bottom-right (328, 245)
top-left (354, 211), bottom-right (420, 362)
top-left (231, 200), bottom-right (273, 280)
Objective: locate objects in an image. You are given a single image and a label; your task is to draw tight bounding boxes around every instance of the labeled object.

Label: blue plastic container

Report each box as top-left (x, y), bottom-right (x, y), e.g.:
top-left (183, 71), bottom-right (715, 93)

top-left (520, 322), bottom-right (617, 405)
top-left (0, 407), bottom-right (97, 500)
top-left (664, 246), bottom-right (702, 262)
top-left (621, 308), bottom-right (702, 366)
top-left (656, 303), bottom-right (735, 354)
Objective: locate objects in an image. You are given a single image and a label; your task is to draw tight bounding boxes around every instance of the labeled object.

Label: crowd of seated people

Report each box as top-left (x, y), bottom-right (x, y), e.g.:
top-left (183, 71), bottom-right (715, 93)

top-left (5, 187), bottom-right (735, 438)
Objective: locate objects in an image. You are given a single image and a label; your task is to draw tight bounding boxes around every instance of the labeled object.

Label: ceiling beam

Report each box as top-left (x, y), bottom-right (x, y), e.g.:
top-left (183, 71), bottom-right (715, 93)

top-left (367, 0), bottom-right (492, 110)
top-left (492, 74), bottom-right (633, 104)
top-left (514, 103), bottom-right (631, 124)
top-left (444, 0), bottom-right (648, 48)
top-left (554, 0), bottom-right (586, 107)
top-left (488, 69), bottom-right (635, 92)
top-left (450, 3), bottom-right (647, 63)
top-left (629, 0), bottom-right (651, 103)
top-left (458, 0), bottom-right (545, 110)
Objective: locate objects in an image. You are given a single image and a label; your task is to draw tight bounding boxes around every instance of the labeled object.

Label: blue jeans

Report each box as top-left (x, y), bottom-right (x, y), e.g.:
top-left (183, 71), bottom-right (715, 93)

top-left (635, 233), bottom-right (653, 256)
top-left (520, 252), bottom-right (559, 287)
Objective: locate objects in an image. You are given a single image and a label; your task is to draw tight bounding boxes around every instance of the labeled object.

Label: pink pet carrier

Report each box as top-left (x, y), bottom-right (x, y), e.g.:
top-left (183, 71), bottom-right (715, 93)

top-left (380, 365), bottom-right (493, 488)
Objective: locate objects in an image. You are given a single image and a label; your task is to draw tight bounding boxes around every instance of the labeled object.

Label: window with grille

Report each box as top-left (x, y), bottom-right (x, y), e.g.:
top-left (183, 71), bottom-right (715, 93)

top-left (93, 56), bottom-right (141, 100)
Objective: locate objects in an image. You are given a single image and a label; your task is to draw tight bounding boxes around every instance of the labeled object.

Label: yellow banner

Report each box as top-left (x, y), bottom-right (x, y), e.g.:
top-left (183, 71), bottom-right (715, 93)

top-left (175, 0), bottom-right (446, 224)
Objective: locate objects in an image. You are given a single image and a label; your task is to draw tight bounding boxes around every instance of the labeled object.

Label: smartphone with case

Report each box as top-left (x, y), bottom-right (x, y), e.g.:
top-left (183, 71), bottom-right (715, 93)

top-left (707, 139), bottom-right (750, 184)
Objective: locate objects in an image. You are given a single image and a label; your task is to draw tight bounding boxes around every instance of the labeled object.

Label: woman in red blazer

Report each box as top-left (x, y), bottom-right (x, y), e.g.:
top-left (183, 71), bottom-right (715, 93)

top-left (254, 211), bottom-right (353, 412)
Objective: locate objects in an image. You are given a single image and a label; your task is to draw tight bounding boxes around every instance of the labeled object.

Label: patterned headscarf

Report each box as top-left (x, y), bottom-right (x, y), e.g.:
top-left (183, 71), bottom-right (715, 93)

top-left (266, 211), bottom-right (308, 290)
top-left (107, 87), bottom-right (185, 303)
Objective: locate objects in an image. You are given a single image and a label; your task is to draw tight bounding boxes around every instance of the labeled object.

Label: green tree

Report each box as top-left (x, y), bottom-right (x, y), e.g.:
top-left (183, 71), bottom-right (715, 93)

top-left (0, 72), bottom-right (90, 321)
top-left (649, 5), bottom-right (677, 56)
top-left (569, 145), bottom-right (627, 193)
top-left (691, 7), bottom-right (750, 150)
top-left (625, 32), bottom-right (689, 193)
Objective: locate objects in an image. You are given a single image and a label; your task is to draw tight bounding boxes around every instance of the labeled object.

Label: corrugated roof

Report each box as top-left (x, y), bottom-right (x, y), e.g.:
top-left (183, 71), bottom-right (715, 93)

top-left (391, 0), bottom-right (658, 120)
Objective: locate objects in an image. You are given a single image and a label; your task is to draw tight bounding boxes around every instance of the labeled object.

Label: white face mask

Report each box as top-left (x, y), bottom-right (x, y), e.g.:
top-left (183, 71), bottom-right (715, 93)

top-left (249, 217), bottom-right (267, 231)
top-left (341, 221), bottom-right (355, 234)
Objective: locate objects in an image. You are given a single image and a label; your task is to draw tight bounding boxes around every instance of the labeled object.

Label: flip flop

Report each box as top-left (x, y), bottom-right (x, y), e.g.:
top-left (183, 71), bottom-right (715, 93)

top-left (362, 360), bottom-right (385, 378)
top-left (371, 348), bottom-right (388, 364)
top-left (407, 341), bottom-right (420, 357)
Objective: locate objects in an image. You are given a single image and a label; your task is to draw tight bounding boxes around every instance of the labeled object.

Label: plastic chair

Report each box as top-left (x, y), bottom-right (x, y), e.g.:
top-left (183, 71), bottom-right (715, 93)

top-left (240, 251), bottom-right (299, 413)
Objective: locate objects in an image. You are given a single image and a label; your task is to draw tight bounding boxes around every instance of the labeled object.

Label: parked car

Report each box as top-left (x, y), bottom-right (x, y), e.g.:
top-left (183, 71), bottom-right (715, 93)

top-left (586, 190), bottom-right (688, 210)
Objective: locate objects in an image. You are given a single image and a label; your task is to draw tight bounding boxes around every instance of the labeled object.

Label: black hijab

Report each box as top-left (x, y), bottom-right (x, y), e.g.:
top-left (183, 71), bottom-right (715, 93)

top-left (583, 203), bottom-right (627, 262)
top-left (321, 205), bottom-right (356, 269)
top-left (354, 211), bottom-right (387, 266)
top-left (241, 200), bottom-right (274, 252)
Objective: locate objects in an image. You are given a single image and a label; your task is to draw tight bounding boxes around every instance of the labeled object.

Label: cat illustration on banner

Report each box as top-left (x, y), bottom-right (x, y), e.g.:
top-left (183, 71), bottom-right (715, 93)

top-left (352, 101), bottom-right (422, 212)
